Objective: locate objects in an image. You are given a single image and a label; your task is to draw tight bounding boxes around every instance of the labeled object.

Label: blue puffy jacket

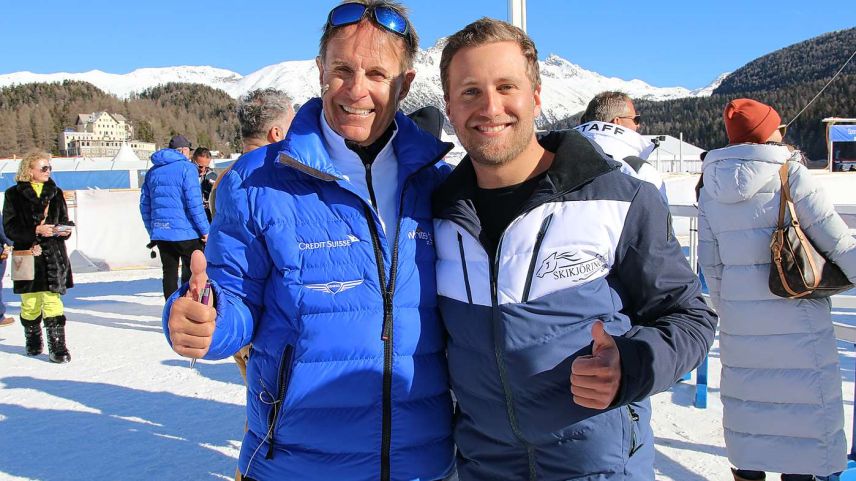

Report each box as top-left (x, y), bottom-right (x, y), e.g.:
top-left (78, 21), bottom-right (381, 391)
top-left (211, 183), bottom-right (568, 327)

top-left (140, 148), bottom-right (209, 241)
top-left (163, 99), bottom-right (455, 481)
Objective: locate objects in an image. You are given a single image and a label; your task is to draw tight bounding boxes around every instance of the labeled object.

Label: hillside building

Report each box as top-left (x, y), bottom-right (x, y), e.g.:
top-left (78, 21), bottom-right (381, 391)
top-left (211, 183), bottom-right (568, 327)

top-left (58, 111), bottom-right (156, 160)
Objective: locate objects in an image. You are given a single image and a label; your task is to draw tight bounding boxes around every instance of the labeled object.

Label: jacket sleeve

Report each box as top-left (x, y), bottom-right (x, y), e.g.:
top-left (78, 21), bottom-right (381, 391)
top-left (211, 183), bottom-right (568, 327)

top-left (788, 161), bottom-right (856, 282)
top-left (697, 190), bottom-right (723, 309)
top-left (162, 167), bottom-right (268, 359)
top-left (610, 182), bottom-right (718, 407)
top-left (3, 191), bottom-right (36, 246)
top-left (139, 174), bottom-right (152, 237)
top-left (182, 166), bottom-right (210, 236)
top-left (0, 212), bottom-right (11, 246)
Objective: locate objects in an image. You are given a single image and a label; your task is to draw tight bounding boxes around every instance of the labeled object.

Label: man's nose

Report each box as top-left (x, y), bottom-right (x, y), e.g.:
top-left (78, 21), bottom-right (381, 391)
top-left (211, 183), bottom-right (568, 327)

top-left (345, 72), bottom-right (369, 98)
top-left (479, 90), bottom-right (504, 118)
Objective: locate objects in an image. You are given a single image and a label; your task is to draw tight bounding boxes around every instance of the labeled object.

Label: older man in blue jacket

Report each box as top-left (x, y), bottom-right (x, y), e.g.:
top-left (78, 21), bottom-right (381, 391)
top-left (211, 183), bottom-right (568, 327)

top-left (162, 2), bottom-right (455, 481)
top-left (140, 134), bottom-right (209, 300)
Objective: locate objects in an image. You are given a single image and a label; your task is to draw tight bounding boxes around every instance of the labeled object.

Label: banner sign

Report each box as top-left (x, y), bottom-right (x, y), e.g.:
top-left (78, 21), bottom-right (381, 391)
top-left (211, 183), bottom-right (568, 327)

top-left (831, 125), bottom-right (856, 143)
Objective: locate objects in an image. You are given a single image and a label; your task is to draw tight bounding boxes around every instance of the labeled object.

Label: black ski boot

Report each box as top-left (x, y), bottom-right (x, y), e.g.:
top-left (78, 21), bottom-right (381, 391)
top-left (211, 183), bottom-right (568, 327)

top-left (22, 316), bottom-right (43, 356)
top-left (44, 315), bottom-right (71, 363)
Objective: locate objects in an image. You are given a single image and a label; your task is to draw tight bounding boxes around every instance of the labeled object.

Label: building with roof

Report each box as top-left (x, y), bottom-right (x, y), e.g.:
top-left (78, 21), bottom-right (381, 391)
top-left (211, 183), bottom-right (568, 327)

top-left (58, 111), bottom-right (156, 160)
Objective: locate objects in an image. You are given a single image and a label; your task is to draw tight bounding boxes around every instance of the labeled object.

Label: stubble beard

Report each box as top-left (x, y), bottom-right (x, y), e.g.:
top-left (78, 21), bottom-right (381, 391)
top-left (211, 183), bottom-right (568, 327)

top-left (462, 120), bottom-right (533, 168)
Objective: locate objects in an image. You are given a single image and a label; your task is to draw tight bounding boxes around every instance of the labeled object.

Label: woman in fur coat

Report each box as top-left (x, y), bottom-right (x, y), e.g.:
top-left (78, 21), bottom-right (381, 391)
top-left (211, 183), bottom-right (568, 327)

top-left (3, 150), bottom-right (74, 363)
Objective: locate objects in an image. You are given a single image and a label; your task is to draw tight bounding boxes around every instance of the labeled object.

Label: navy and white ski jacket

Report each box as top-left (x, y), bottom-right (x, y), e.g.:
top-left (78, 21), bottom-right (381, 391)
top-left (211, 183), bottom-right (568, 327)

top-left (140, 148), bottom-right (210, 241)
top-left (163, 99), bottom-right (455, 481)
top-left (433, 129), bottom-right (717, 481)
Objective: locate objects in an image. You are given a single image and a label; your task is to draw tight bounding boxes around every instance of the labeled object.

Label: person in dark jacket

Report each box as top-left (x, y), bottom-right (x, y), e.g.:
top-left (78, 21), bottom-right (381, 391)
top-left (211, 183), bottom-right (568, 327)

top-left (140, 135), bottom-right (210, 300)
top-left (163, 2), bottom-right (455, 480)
top-left (3, 150), bottom-right (74, 362)
top-left (191, 147), bottom-right (217, 222)
top-left (0, 210), bottom-right (15, 327)
top-left (435, 18), bottom-right (717, 480)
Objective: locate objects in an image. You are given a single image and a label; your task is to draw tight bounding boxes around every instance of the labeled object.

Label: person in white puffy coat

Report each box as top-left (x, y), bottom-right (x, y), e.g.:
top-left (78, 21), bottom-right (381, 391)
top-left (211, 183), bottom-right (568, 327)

top-left (698, 98), bottom-right (856, 481)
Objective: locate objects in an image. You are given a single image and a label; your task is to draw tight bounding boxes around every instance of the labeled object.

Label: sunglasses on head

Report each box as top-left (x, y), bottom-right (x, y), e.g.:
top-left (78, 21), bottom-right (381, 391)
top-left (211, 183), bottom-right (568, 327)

top-left (327, 2), bottom-right (409, 39)
top-left (617, 114), bottom-right (642, 126)
top-left (39, 165), bottom-right (52, 173)
top-left (778, 124), bottom-right (788, 139)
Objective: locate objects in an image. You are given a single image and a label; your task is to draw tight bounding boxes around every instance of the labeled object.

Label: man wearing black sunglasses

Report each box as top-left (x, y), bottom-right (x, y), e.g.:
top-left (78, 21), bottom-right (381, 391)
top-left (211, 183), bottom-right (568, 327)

top-left (191, 147), bottom-right (216, 222)
top-left (163, 2), bottom-right (455, 481)
top-left (576, 91), bottom-right (668, 201)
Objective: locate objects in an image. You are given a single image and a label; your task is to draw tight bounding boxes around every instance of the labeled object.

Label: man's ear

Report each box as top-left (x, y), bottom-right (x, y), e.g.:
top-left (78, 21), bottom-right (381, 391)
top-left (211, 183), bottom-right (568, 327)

top-left (398, 69), bottom-right (416, 101)
top-left (533, 83), bottom-right (542, 118)
top-left (268, 126), bottom-right (284, 143)
top-left (316, 56), bottom-right (326, 92)
top-left (444, 95), bottom-right (451, 118)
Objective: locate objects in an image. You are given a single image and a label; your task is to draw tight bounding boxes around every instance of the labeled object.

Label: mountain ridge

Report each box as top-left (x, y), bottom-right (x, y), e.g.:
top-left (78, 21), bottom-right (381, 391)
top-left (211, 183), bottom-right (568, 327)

top-left (0, 40), bottom-right (724, 128)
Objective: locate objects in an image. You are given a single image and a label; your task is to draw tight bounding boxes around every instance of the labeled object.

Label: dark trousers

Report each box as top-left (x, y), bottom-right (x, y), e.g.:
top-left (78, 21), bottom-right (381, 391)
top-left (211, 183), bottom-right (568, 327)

top-left (735, 470), bottom-right (816, 481)
top-left (156, 239), bottom-right (204, 300)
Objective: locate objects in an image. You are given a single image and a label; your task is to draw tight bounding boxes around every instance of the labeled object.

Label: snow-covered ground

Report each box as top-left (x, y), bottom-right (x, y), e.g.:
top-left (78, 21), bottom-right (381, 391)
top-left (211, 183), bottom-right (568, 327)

top-left (0, 268), bottom-right (854, 481)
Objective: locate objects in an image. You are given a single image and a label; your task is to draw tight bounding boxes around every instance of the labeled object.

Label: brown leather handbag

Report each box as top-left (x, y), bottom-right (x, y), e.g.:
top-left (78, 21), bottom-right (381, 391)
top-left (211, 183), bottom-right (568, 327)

top-left (769, 162), bottom-right (853, 298)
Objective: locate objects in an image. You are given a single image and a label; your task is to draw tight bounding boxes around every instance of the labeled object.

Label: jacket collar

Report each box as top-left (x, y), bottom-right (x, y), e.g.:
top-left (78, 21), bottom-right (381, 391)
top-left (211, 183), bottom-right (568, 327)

top-left (150, 148), bottom-right (188, 166)
top-left (574, 121), bottom-right (656, 161)
top-left (17, 178), bottom-right (58, 206)
top-left (277, 98), bottom-right (453, 182)
top-left (433, 129), bottom-right (619, 216)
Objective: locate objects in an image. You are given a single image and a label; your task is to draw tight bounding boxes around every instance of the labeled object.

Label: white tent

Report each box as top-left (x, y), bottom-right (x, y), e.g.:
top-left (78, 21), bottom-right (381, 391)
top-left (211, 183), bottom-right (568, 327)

top-left (111, 143), bottom-right (141, 163)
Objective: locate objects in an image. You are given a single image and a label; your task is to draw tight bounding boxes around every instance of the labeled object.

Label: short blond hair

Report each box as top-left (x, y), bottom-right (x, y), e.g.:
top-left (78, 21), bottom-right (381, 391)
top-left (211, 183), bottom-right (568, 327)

top-left (440, 17), bottom-right (540, 96)
top-left (16, 150), bottom-right (51, 182)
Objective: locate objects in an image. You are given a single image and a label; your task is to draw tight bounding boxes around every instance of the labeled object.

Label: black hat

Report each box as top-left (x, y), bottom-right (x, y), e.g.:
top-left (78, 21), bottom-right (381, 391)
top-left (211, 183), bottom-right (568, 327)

top-left (407, 106), bottom-right (445, 140)
top-left (168, 135), bottom-right (192, 149)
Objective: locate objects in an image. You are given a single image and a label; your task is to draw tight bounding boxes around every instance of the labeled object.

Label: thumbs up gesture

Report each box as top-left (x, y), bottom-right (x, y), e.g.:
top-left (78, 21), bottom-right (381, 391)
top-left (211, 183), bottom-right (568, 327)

top-left (168, 250), bottom-right (216, 359)
top-left (570, 320), bottom-right (621, 409)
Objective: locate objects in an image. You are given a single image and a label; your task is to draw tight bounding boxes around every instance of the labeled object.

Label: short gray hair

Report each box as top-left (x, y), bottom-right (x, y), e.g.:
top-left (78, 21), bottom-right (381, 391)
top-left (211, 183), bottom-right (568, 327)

top-left (580, 91), bottom-right (632, 124)
top-left (319, 0), bottom-right (418, 70)
top-left (236, 88), bottom-right (294, 140)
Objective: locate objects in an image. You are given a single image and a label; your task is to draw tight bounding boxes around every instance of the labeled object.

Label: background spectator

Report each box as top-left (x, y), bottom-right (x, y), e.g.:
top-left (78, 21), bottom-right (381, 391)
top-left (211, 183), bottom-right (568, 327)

top-left (3, 150), bottom-right (74, 363)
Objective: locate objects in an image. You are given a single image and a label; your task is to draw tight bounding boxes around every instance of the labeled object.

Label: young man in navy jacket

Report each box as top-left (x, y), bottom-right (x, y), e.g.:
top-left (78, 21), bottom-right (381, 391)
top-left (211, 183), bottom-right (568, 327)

top-left (434, 18), bottom-right (717, 480)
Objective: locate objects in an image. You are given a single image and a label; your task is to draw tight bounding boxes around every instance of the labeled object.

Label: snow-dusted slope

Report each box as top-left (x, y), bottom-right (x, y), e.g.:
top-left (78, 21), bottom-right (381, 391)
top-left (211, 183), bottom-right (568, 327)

top-left (0, 66), bottom-right (244, 99)
top-left (0, 40), bottom-right (725, 127)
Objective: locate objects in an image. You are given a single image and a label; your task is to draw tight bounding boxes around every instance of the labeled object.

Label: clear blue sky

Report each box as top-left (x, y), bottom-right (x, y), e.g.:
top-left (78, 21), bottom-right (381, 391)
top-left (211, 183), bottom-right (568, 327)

top-left (1, 0), bottom-right (853, 89)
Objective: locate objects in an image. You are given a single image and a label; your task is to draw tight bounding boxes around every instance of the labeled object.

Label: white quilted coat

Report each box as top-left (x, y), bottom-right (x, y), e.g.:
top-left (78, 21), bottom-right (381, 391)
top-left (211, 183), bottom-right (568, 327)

top-left (698, 143), bottom-right (856, 476)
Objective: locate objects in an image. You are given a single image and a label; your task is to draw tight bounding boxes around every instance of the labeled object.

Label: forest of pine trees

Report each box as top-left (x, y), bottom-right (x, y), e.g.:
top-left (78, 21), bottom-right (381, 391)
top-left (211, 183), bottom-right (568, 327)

top-left (548, 28), bottom-right (856, 160)
top-left (1, 27), bottom-right (853, 160)
top-left (0, 81), bottom-right (241, 158)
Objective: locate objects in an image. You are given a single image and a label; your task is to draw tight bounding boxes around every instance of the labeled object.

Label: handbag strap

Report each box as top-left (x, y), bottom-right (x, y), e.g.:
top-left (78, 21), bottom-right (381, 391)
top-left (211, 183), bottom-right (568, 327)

top-left (777, 163), bottom-right (798, 228)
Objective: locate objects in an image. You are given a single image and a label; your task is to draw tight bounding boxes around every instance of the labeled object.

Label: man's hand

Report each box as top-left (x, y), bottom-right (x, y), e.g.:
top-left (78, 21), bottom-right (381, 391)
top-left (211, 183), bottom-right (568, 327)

top-left (35, 224), bottom-right (54, 236)
top-left (168, 250), bottom-right (215, 359)
top-left (570, 320), bottom-right (621, 409)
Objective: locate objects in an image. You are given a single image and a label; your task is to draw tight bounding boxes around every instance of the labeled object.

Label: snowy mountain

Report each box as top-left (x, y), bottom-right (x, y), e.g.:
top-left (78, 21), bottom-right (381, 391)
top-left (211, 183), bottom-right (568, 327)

top-left (0, 40), bottom-right (724, 128)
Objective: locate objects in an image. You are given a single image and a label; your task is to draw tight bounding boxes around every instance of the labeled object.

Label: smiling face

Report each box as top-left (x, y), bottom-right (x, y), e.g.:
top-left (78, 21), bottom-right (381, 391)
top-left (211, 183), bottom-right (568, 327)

top-left (445, 41), bottom-right (541, 167)
top-left (29, 157), bottom-right (52, 183)
top-left (316, 21), bottom-right (415, 146)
